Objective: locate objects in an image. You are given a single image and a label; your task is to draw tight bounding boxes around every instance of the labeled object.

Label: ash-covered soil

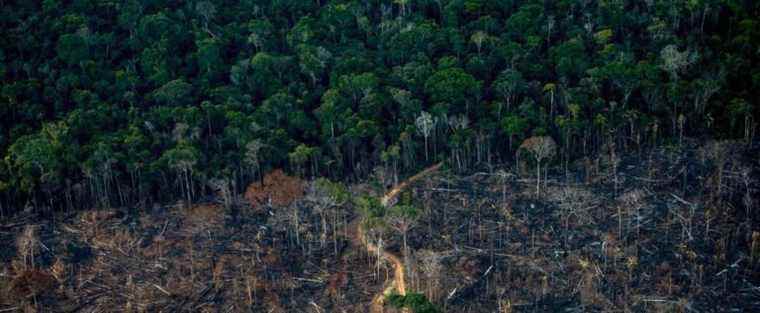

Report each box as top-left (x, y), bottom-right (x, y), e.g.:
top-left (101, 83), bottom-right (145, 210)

top-left (2, 141), bottom-right (759, 312)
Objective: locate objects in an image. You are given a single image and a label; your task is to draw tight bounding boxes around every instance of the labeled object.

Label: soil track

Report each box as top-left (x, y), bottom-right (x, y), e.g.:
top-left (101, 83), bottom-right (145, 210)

top-left (355, 162), bottom-right (443, 312)
top-left (381, 163), bottom-right (443, 207)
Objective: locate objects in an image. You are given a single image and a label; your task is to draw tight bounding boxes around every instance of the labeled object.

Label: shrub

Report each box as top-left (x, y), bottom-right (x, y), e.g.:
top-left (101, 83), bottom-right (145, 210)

top-left (387, 292), bottom-right (440, 313)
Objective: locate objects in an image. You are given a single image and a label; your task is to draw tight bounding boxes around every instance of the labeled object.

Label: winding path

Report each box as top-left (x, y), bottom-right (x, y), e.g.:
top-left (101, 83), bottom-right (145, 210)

top-left (380, 163), bottom-right (443, 207)
top-left (355, 163), bottom-right (443, 312)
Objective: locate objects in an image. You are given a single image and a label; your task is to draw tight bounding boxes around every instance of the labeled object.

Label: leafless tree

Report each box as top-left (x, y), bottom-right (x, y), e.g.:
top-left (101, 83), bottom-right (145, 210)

top-left (618, 189), bottom-right (647, 239)
top-left (244, 139), bottom-right (265, 182)
top-left (518, 136), bottom-right (558, 196)
top-left (416, 249), bottom-right (445, 303)
top-left (700, 141), bottom-right (732, 201)
top-left (388, 204), bottom-right (419, 260)
top-left (16, 225), bottom-right (39, 269)
top-left (660, 45), bottom-right (698, 81)
top-left (208, 178), bottom-right (233, 209)
top-left (495, 170), bottom-right (515, 204)
top-left (416, 111), bottom-right (434, 161)
top-left (547, 186), bottom-right (597, 244)
top-left (751, 231), bottom-right (760, 266)
top-left (742, 167), bottom-right (754, 221)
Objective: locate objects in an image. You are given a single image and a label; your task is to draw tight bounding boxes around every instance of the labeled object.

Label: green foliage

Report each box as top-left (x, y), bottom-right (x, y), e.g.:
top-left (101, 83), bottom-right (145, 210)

top-left (387, 293), bottom-right (440, 313)
top-left (502, 114), bottom-right (529, 139)
top-left (160, 143), bottom-right (199, 172)
top-left (5, 122), bottom-right (73, 193)
top-left (0, 0), bottom-right (756, 213)
top-left (337, 72), bottom-right (378, 104)
top-left (314, 178), bottom-right (350, 206)
top-left (289, 143), bottom-right (318, 175)
top-left (196, 38), bottom-right (224, 78)
top-left (550, 38), bottom-right (588, 80)
top-left (152, 79), bottom-right (193, 106)
top-left (505, 4), bottom-right (542, 39)
top-left (594, 29), bottom-right (614, 45)
top-left (728, 98), bottom-right (752, 132)
top-left (248, 19), bottom-right (274, 51)
top-left (493, 69), bottom-right (525, 104)
top-left (356, 195), bottom-right (386, 228)
top-left (425, 67), bottom-right (481, 112)
top-left (389, 204), bottom-right (419, 220)
top-left (57, 33), bottom-right (89, 66)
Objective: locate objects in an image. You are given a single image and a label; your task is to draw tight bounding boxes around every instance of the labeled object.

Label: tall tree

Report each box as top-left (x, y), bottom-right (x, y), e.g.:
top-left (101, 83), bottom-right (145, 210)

top-left (416, 111), bottom-right (434, 161)
top-left (518, 136), bottom-right (557, 196)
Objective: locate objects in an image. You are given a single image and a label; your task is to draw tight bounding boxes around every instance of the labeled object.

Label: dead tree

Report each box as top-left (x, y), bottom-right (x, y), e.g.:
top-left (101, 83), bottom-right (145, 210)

top-left (618, 189), bottom-right (646, 239)
top-left (700, 141), bottom-right (733, 202)
top-left (208, 178), bottom-right (233, 209)
top-left (16, 225), bottom-right (40, 269)
top-left (388, 204), bottom-right (420, 260)
top-left (518, 136), bottom-right (558, 196)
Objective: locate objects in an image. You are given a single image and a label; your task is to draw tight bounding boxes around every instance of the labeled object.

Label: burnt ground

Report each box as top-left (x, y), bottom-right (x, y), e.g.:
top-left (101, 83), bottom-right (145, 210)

top-left (398, 140), bottom-right (760, 312)
top-left (2, 140), bottom-right (760, 312)
top-left (0, 197), bottom-right (389, 312)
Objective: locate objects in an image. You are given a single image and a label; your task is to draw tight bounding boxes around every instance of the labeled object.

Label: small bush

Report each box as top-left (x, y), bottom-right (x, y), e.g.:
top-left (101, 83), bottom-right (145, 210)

top-left (387, 292), bottom-right (439, 313)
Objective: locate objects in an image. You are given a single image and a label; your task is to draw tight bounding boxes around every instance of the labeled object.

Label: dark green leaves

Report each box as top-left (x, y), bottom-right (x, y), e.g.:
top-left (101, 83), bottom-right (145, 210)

top-left (57, 33), bottom-right (89, 66)
top-left (387, 293), bottom-right (440, 313)
top-left (424, 67), bottom-right (481, 113)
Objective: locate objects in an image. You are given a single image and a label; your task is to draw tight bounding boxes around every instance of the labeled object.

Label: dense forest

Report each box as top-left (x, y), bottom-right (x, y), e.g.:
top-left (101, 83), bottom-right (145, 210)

top-left (0, 1), bottom-right (758, 213)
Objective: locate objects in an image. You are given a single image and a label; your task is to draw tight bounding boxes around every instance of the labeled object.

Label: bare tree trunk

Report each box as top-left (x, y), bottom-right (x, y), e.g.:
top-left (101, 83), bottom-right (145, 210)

top-left (700, 6), bottom-right (708, 35)
top-left (402, 231), bottom-right (408, 258)
top-left (536, 160), bottom-right (541, 196)
top-left (424, 136), bottom-right (429, 161)
top-left (333, 208), bottom-right (339, 257)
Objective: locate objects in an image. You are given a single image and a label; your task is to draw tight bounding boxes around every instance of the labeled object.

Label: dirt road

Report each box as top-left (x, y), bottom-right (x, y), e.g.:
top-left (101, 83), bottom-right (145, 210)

top-left (356, 162), bottom-right (443, 312)
top-left (381, 163), bottom-right (443, 207)
top-left (358, 220), bottom-right (406, 313)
